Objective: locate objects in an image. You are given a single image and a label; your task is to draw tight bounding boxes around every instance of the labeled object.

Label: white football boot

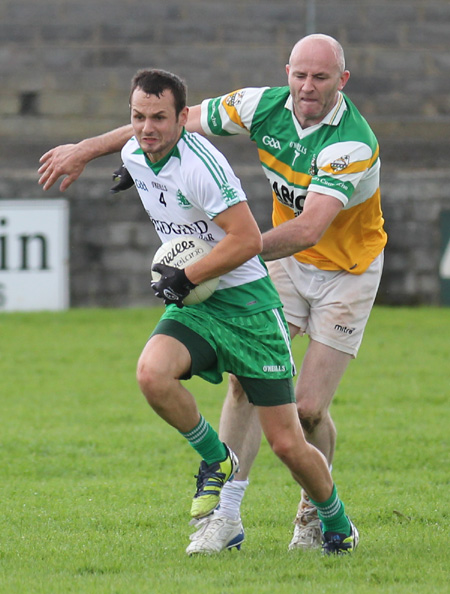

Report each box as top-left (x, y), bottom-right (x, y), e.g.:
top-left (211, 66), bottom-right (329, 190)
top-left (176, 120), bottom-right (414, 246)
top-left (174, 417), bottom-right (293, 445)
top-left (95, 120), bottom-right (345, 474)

top-left (288, 491), bottom-right (322, 550)
top-left (186, 513), bottom-right (245, 555)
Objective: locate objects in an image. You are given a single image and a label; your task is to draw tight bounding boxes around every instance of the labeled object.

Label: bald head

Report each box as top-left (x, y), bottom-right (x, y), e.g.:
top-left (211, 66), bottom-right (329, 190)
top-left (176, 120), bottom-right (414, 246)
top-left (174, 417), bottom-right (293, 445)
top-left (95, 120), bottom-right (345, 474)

top-left (289, 34), bottom-right (346, 74)
top-left (285, 34), bottom-right (350, 128)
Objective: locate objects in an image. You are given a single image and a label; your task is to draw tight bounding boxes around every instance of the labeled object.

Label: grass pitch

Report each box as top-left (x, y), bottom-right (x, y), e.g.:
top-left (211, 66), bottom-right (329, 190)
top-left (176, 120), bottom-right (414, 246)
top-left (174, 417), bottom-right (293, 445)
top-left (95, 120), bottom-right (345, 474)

top-left (0, 306), bottom-right (448, 593)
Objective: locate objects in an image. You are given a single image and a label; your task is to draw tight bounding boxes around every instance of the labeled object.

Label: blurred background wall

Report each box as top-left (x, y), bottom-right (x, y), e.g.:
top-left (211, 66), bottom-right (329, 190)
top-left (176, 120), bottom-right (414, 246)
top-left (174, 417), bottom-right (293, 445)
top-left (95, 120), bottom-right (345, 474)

top-left (1, 0), bottom-right (449, 307)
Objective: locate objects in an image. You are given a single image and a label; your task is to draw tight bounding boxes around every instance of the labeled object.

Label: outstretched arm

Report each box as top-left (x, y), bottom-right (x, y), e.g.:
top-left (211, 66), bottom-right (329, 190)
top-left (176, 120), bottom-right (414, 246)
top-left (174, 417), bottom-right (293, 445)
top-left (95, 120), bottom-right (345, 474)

top-left (38, 124), bottom-right (134, 191)
top-left (185, 104), bottom-right (204, 134)
top-left (38, 104), bottom-right (206, 193)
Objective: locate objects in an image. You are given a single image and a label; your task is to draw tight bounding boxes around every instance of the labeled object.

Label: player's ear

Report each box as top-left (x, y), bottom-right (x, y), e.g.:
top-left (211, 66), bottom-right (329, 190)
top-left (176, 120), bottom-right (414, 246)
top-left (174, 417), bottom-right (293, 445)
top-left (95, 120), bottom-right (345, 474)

top-left (339, 70), bottom-right (350, 91)
top-left (179, 106), bottom-right (189, 126)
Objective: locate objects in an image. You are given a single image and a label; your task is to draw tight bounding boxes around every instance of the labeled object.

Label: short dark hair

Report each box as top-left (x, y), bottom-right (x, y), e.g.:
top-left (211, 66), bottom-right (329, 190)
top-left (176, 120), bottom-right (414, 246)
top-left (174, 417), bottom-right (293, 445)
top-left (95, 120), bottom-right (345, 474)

top-left (129, 69), bottom-right (187, 116)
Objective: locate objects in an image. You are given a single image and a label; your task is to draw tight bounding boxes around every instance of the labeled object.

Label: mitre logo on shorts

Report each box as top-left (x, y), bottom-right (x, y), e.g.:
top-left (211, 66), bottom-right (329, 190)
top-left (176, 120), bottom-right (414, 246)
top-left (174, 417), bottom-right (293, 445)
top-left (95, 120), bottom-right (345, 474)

top-left (263, 365), bottom-right (286, 373)
top-left (334, 324), bottom-right (356, 335)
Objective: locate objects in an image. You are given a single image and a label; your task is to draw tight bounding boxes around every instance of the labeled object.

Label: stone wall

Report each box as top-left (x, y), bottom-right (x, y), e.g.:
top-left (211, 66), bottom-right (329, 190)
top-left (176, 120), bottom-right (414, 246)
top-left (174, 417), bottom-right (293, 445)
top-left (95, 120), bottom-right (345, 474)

top-left (1, 0), bottom-right (449, 306)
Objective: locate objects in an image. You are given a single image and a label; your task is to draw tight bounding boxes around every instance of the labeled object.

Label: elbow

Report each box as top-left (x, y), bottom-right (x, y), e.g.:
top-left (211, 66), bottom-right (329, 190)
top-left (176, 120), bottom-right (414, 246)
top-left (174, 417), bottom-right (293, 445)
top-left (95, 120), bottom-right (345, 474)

top-left (244, 232), bottom-right (263, 261)
top-left (254, 233), bottom-right (264, 256)
top-left (301, 227), bottom-right (323, 248)
top-left (256, 233), bottom-right (264, 254)
top-left (303, 237), bottom-right (318, 249)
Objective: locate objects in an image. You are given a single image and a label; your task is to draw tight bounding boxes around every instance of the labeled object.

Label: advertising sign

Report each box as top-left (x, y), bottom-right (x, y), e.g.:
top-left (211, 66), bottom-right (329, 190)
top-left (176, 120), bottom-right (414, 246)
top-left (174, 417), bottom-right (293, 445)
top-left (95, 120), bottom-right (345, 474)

top-left (0, 200), bottom-right (69, 311)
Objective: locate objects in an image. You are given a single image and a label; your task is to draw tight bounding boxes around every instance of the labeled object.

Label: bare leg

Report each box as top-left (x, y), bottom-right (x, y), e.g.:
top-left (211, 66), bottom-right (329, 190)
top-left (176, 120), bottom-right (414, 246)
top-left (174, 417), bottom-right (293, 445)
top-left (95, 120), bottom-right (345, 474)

top-left (187, 337), bottom-right (347, 552)
top-left (257, 402), bottom-right (333, 502)
top-left (289, 327), bottom-right (351, 464)
top-left (218, 333), bottom-right (350, 484)
top-left (218, 374), bottom-right (262, 480)
top-left (287, 330), bottom-right (352, 549)
top-left (136, 334), bottom-right (200, 432)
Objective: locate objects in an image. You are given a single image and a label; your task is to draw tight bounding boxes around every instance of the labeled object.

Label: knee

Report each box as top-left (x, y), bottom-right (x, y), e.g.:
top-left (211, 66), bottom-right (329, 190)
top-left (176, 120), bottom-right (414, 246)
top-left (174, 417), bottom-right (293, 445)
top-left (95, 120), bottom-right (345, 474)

top-left (136, 358), bottom-right (165, 406)
top-left (297, 399), bottom-right (323, 434)
top-left (267, 434), bottom-right (298, 465)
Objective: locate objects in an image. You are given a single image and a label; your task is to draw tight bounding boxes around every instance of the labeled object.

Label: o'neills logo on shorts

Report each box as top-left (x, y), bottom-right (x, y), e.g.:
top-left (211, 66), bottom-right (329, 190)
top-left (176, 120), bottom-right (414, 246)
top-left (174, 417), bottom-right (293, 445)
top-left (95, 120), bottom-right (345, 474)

top-left (263, 365), bottom-right (286, 372)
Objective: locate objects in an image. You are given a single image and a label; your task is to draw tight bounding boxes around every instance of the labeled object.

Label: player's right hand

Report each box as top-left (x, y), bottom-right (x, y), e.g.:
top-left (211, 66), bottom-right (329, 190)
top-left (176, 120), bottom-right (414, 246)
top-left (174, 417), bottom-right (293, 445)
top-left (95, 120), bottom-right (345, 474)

top-left (151, 263), bottom-right (197, 308)
top-left (110, 164), bottom-right (135, 193)
top-left (38, 144), bottom-right (87, 192)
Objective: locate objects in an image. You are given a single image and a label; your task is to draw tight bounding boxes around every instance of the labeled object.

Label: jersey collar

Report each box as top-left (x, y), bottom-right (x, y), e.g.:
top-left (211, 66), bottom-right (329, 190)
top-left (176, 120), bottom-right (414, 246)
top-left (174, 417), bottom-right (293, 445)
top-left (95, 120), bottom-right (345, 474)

top-left (284, 92), bottom-right (347, 138)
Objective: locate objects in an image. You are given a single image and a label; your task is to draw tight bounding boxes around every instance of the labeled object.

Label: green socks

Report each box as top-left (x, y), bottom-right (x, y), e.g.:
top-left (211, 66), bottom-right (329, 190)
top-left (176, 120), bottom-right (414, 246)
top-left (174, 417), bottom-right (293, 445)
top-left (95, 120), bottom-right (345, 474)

top-left (310, 484), bottom-right (351, 535)
top-left (180, 415), bottom-right (227, 465)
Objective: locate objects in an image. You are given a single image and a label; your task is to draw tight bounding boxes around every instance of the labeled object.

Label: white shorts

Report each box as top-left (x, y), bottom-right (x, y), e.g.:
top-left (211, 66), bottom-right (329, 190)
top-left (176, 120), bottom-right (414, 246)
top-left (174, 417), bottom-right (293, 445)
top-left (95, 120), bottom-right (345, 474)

top-left (267, 252), bottom-right (384, 358)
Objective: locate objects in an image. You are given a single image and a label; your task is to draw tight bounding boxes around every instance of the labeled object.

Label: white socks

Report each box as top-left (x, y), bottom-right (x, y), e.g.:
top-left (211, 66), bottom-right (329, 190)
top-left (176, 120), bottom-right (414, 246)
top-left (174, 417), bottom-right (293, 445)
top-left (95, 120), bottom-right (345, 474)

top-left (216, 479), bottom-right (249, 521)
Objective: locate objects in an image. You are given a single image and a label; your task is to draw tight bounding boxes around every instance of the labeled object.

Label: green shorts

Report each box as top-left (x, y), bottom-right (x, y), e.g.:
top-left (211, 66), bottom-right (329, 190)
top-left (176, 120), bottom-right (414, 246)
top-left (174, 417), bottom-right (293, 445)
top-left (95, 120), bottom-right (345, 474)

top-left (151, 305), bottom-right (295, 407)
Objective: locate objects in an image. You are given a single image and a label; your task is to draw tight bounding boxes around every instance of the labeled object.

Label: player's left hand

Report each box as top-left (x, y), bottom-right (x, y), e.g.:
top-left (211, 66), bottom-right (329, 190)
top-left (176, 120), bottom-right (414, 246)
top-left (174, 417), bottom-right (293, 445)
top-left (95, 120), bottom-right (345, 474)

top-left (151, 263), bottom-right (197, 308)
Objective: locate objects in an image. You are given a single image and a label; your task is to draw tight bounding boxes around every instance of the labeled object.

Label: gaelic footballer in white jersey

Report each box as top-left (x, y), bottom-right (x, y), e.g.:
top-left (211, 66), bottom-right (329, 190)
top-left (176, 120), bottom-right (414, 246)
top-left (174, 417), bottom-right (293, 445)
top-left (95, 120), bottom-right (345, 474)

top-left (121, 129), bottom-right (281, 312)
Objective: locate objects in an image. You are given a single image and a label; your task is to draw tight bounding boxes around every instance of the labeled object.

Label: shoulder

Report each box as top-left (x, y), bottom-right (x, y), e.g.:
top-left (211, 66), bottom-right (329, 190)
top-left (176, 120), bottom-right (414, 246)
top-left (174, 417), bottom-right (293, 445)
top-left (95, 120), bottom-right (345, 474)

top-left (220, 86), bottom-right (286, 117)
top-left (245, 86), bottom-right (290, 111)
top-left (180, 131), bottom-right (225, 165)
top-left (340, 95), bottom-right (378, 147)
top-left (247, 86), bottom-right (291, 128)
top-left (179, 131), bottom-right (233, 187)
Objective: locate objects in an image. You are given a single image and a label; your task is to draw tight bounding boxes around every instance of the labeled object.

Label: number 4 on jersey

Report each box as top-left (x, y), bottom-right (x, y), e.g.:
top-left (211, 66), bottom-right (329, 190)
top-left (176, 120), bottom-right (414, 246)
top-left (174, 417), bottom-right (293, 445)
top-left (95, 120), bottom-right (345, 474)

top-left (159, 192), bottom-right (167, 207)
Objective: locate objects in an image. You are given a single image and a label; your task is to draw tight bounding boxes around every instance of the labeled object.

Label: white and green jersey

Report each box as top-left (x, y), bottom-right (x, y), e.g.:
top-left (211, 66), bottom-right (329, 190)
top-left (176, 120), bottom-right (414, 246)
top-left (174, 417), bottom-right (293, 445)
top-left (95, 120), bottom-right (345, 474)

top-left (121, 129), bottom-right (282, 315)
top-left (201, 87), bottom-right (387, 274)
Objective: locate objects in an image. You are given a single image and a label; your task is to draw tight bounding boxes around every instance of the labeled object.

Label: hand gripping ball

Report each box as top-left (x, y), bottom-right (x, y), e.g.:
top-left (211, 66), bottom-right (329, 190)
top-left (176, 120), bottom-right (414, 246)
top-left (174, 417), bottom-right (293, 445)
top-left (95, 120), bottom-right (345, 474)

top-left (151, 236), bottom-right (220, 305)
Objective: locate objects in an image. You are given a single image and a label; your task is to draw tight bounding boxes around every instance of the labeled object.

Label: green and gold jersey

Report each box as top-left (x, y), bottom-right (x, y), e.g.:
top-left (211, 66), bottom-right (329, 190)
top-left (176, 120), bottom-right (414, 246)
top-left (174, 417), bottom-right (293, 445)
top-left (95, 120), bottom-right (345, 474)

top-left (201, 87), bottom-right (387, 274)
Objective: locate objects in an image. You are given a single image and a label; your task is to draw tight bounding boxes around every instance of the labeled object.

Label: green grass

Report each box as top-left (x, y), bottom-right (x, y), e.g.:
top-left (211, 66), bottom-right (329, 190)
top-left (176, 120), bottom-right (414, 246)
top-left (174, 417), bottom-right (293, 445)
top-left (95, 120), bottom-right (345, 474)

top-left (0, 306), bottom-right (449, 593)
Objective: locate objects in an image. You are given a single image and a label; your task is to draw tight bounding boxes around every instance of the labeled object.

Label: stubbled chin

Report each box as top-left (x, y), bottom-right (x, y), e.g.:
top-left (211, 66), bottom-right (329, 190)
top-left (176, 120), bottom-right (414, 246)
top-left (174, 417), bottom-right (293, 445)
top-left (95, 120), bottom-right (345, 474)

top-left (142, 141), bottom-right (158, 151)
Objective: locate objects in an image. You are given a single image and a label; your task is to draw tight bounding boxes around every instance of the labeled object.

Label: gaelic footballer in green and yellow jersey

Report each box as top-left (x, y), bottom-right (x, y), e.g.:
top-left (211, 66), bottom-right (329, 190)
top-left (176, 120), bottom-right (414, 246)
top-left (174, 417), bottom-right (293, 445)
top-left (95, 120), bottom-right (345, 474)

top-left (201, 87), bottom-right (387, 274)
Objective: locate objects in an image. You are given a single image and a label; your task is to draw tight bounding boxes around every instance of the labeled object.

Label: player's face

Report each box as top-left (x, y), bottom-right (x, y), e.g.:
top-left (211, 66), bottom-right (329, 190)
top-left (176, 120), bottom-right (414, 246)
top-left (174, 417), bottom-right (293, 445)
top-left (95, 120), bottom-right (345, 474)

top-left (286, 40), bottom-right (349, 128)
top-left (130, 88), bottom-right (188, 162)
